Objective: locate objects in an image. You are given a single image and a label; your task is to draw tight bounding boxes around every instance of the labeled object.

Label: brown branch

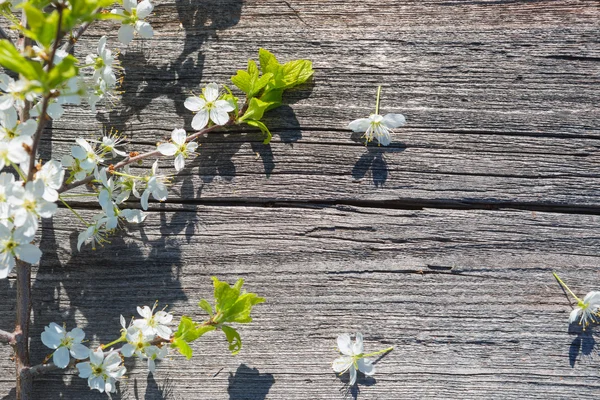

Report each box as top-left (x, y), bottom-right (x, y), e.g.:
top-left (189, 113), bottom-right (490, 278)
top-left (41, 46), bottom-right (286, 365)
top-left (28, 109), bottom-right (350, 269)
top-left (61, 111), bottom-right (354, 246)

top-left (61, 8), bottom-right (100, 54)
top-left (0, 329), bottom-right (15, 344)
top-left (15, 261), bottom-right (32, 400)
top-left (58, 122), bottom-right (227, 194)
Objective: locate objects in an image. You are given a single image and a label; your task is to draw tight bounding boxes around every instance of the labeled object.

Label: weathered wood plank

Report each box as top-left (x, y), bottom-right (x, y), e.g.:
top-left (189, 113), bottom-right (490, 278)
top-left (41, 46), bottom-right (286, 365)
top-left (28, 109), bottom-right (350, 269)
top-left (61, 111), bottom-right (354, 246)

top-left (39, 0), bottom-right (600, 207)
top-left (2, 0), bottom-right (600, 399)
top-left (2, 206), bottom-right (600, 398)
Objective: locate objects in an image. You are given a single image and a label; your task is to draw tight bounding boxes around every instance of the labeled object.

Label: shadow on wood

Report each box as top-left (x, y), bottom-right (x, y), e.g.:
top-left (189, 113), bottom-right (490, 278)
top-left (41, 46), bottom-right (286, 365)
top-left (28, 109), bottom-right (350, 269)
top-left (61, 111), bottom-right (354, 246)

top-left (227, 364), bottom-right (274, 400)
top-left (98, 0), bottom-right (244, 134)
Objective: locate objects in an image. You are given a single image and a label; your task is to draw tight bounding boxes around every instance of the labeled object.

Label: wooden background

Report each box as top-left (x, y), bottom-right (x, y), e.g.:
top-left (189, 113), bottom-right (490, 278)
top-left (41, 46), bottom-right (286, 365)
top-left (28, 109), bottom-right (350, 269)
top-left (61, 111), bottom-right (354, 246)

top-left (2, 0), bottom-right (600, 398)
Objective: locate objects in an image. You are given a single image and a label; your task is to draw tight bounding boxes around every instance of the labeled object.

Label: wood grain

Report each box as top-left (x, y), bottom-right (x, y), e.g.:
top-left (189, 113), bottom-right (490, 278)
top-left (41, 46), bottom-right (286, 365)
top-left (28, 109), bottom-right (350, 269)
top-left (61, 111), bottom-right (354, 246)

top-left (2, 0), bottom-right (600, 398)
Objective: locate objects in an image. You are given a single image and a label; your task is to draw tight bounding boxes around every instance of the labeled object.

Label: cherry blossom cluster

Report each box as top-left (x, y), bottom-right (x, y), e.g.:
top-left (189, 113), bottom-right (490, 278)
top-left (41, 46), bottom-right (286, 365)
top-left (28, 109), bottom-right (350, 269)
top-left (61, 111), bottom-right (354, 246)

top-left (42, 303), bottom-right (173, 394)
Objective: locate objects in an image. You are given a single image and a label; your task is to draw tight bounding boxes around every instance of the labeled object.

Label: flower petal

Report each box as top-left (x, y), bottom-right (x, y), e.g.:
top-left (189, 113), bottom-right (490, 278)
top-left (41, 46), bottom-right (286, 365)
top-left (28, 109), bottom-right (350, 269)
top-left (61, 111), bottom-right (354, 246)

top-left (332, 356), bottom-right (352, 373)
top-left (204, 83), bottom-right (219, 102)
top-left (53, 346), bottom-right (71, 369)
top-left (382, 113), bottom-right (406, 129)
top-left (157, 143), bottom-right (177, 156)
top-left (171, 128), bottom-right (187, 145)
top-left (357, 357), bottom-right (375, 376)
top-left (210, 108), bottom-right (230, 126)
top-left (348, 118), bottom-right (371, 132)
top-left (136, 0), bottom-right (154, 19)
top-left (68, 328), bottom-right (85, 343)
top-left (174, 153), bottom-right (185, 172)
top-left (353, 332), bottom-right (364, 355)
top-left (118, 24), bottom-right (135, 45)
top-left (76, 362), bottom-right (92, 378)
top-left (184, 96), bottom-right (205, 112)
top-left (348, 365), bottom-right (357, 386)
top-left (337, 333), bottom-right (353, 356)
top-left (135, 21), bottom-right (154, 39)
top-left (14, 243), bottom-right (42, 264)
top-left (191, 109), bottom-right (209, 130)
top-left (70, 343), bottom-right (90, 360)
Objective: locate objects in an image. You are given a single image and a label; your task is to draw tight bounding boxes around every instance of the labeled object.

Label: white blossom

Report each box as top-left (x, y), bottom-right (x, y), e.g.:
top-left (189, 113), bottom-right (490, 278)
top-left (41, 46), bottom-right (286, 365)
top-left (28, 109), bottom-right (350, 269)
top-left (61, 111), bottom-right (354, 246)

top-left (0, 223), bottom-right (41, 278)
top-left (157, 128), bottom-right (198, 171)
top-left (332, 333), bottom-right (375, 386)
top-left (113, 0), bottom-right (154, 45)
top-left (0, 172), bottom-right (14, 220)
top-left (184, 83), bottom-right (234, 130)
top-left (62, 154), bottom-right (89, 181)
top-left (348, 113), bottom-right (406, 146)
top-left (115, 165), bottom-right (139, 203)
top-left (71, 138), bottom-right (103, 172)
top-left (76, 348), bottom-right (126, 393)
top-left (0, 106), bottom-right (37, 141)
top-left (85, 36), bottom-right (118, 87)
top-left (98, 133), bottom-right (127, 158)
top-left (569, 291), bottom-right (600, 328)
top-left (140, 161), bottom-right (169, 210)
top-left (121, 326), bottom-right (152, 358)
top-left (133, 303), bottom-right (173, 340)
top-left (35, 160), bottom-right (65, 202)
top-left (77, 215), bottom-right (110, 251)
top-left (0, 136), bottom-right (31, 171)
top-left (41, 323), bottom-right (89, 369)
top-left (0, 74), bottom-right (38, 111)
top-left (145, 345), bottom-right (168, 374)
top-left (9, 179), bottom-right (58, 237)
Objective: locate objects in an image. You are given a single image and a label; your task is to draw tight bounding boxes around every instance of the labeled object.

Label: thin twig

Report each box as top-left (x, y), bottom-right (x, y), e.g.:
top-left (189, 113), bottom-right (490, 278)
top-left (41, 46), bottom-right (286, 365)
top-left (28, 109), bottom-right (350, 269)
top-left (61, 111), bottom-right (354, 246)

top-left (61, 8), bottom-right (100, 54)
top-left (0, 26), bottom-right (15, 47)
top-left (0, 329), bottom-right (15, 344)
top-left (58, 121), bottom-right (229, 194)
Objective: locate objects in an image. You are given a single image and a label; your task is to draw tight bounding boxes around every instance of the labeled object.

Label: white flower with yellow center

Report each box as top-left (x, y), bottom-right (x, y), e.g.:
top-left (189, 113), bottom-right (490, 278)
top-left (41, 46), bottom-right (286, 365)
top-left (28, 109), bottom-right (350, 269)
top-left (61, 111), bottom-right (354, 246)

top-left (41, 323), bottom-right (89, 369)
top-left (184, 83), bottom-right (234, 130)
top-left (332, 332), bottom-right (392, 386)
top-left (76, 348), bottom-right (126, 393)
top-left (157, 128), bottom-right (198, 171)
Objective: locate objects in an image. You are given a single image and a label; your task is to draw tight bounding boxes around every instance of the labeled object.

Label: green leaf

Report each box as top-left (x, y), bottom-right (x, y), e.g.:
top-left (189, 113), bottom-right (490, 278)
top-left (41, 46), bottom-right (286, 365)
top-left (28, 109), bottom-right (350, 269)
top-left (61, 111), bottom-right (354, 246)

top-left (225, 292), bottom-right (266, 323)
top-left (171, 337), bottom-right (193, 359)
top-left (231, 59), bottom-right (274, 98)
top-left (258, 89), bottom-right (283, 112)
top-left (231, 69), bottom-right (252, 95)
top-left (239, 97), bottom-right (270, 122)
top-left (282, 59), bottom-right (313, 88)
top-left (221, 325), bottom-right (242, 355)
top-left (212, 276), bottom-right (241, 313)
top-left (245, 120), bottom-right (272, 145)
top-left (46, 55), bottom-right (79, 89)
top-left (174, 316), bottom-right (216, 343)
top-left (258, 48), bottom-right (279, 75)
top-left (0, 40), bottom-right (42, 81)
top-left (198, 299), bottom-right (213, 317)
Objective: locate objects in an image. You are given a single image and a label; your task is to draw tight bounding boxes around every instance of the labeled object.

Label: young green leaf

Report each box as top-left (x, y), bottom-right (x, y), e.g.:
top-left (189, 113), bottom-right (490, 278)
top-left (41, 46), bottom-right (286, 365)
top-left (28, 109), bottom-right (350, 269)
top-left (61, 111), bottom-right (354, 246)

top-left (245, 120), bottom-right (272, 145)
top-left (171, 337), bottom-right (193, 359)
top-left (282, 59), bottom-right (313, 88)
top-left (239, 97), bottom-right (271, 122)
top-left (0, 40), bottom-right (43, 81)
top-left (220, 325), bottom-right (242, 355)
top-left (198, 299), bottom-right (213, 317)
top-left (231, 69), bottom-right (252, 95)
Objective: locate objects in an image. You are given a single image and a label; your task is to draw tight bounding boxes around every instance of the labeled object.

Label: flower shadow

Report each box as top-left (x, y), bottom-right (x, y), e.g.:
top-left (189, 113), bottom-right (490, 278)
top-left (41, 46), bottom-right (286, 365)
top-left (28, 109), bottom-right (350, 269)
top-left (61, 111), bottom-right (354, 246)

top-left (568, 323), bottom-right (598, 367)
top-left (227, 364), bottom-right (274, 400)
top-left (351, 135), bottom-right (406, 187)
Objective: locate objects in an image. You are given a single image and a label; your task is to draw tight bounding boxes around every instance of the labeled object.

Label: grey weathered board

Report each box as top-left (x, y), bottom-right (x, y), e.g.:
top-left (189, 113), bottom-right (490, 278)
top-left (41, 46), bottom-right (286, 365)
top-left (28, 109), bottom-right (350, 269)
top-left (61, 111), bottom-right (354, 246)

top-left (1, 0), bottom-right (600, 399)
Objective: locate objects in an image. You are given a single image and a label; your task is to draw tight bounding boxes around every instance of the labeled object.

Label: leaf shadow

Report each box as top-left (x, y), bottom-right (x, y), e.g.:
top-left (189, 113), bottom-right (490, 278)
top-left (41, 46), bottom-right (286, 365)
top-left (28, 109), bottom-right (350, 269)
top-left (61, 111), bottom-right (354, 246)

top-left (227, 364), bottom-right (274, 400)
